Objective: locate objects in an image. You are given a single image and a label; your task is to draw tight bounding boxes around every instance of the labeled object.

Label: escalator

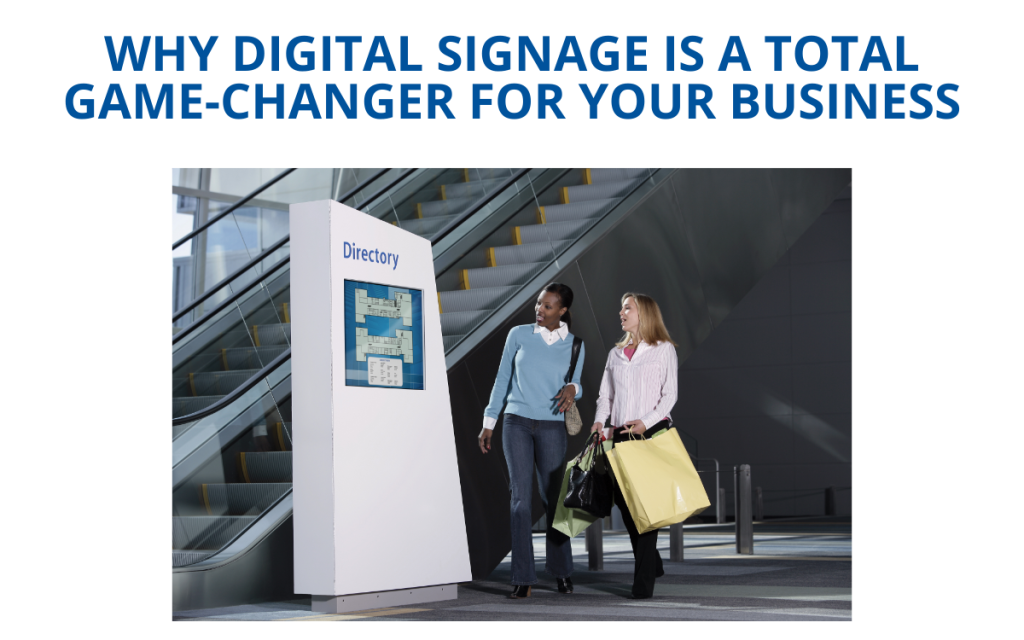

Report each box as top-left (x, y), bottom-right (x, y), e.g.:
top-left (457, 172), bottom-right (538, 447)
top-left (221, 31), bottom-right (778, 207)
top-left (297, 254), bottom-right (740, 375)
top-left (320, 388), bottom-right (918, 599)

top-left (172, 167), bottom-right (580, 608)
top-left (172, 166), bottom-right (851, 610)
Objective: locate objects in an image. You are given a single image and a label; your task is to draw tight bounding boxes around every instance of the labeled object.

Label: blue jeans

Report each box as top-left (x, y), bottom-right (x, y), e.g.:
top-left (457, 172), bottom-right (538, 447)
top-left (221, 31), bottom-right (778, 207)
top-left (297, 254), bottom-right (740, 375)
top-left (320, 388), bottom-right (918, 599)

top-left (502, 414), bottom-right (574, 585)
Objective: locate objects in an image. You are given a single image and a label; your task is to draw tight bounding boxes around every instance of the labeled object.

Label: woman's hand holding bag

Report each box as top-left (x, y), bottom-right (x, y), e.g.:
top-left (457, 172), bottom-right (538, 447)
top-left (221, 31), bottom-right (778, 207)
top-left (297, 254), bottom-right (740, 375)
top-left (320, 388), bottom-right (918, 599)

top-left (563, 432), bottom-right (614, 518)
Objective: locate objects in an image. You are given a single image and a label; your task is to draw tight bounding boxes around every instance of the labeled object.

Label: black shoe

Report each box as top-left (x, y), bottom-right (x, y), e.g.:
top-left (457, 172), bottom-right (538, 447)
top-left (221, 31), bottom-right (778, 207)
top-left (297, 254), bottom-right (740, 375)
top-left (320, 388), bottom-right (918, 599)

top-left (557, 577), bottom-right (574, 594)
top-left (508, 585), bottom-right (532, 599)
top-left (627, 593), bottom-right (652, 600)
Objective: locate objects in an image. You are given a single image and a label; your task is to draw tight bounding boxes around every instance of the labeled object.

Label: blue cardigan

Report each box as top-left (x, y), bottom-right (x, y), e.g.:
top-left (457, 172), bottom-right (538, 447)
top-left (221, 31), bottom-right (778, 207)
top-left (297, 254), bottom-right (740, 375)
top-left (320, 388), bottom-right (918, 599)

top-left (484, 325), bottom-right (585, 422)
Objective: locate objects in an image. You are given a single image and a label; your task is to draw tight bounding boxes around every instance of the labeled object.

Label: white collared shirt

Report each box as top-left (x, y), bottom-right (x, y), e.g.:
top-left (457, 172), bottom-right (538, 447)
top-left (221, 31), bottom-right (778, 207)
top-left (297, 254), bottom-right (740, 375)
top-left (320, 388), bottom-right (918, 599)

top-left (593, 339), bottom-right (678, 436)
top-left (533, 320), bottom-right (570, 345)
top-left (481, 321), bottom-right (580, 431)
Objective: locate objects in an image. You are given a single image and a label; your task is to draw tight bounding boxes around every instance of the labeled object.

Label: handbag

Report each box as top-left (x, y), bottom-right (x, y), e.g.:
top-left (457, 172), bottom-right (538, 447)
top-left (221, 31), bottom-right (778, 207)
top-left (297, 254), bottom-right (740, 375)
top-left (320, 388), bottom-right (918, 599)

top-left (551, 444), bottom-right (600, 538)
top-left (563, 335), bottom-right (583, 435)
top-left (563, 432), bottom-right (614, 518)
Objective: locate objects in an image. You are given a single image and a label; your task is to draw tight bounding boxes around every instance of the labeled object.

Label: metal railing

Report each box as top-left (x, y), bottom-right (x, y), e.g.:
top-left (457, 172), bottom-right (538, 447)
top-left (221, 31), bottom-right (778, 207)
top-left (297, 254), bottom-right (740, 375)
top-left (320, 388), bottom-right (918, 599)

top-left (173, 169), bottom-right (296, 250)
top-left (171, 166), bottom-right (532, 423)
top-left (583, 463), bottom-right (850, 568)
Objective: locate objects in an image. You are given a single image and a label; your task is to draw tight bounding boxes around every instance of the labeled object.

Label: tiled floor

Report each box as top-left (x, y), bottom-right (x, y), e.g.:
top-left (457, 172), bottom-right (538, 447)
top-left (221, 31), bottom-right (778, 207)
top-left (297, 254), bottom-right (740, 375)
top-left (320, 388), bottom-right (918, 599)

top-left (174, 518), bottom-right (852, 621)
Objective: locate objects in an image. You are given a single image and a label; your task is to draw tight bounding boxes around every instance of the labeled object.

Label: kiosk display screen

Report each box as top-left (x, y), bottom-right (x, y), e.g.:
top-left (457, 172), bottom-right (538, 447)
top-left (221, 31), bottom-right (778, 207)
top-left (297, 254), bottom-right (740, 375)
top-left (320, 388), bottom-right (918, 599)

top-left (343, 280), bottom-right (424, 390)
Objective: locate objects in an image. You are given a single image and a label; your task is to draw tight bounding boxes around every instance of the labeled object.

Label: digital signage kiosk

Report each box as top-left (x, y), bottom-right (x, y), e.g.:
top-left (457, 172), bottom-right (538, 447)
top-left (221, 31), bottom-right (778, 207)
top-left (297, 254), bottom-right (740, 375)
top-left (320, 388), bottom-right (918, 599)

top-left (290, 200), bottom-right (471, 613)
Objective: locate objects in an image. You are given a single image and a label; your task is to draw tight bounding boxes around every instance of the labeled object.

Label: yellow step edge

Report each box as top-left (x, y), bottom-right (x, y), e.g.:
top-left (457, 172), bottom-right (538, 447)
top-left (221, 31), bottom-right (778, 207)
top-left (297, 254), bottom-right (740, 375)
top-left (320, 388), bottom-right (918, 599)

top-left (415, 202), bottom-right (423, 218)
top-left (536, 206), bottom-right (546, 224)
top-left (463, 168), bottom-right (470, 182)
top-left (437, 292), bottom-right (443, 314)
top-left (221, 349), bottom-right (229, 371)
top-left (252, 325), bottom-right (261, 347)
top-left (392, 221), bottom-right (398, 226)
top-left (189, 372), bottom-right (197, 396)
top-left (239, 452), bottom-right (252, 483)
top-left (583, 168), bottom-right (592, 185)
top-left (459, 269), bottom-right (470, 290)
top-left (201, 484), bottom-right (212, 515)
top-left (512, 227), bottom-right (523, 245)
top-left (282, 302), bottom-right (290, 324)
top-left (439, 184), bottom-right (447, 200)
top-left (486, 247), bottom-right (497, 267)
top-left (274, 422), bottom-right (286, 452)
top-left (559, 187), bottom-right (570, 204)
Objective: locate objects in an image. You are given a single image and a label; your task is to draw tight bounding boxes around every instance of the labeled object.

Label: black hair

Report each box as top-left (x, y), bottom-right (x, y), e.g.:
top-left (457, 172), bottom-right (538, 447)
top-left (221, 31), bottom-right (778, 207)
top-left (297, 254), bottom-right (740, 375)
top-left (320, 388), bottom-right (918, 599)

top-left (541, 282), bottom-right (574, 329)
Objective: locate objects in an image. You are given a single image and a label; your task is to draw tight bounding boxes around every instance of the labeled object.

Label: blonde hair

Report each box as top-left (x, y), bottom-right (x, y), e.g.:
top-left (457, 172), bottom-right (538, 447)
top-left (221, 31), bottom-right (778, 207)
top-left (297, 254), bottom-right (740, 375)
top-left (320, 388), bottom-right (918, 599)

top-left (616, 292), bottom-right (678, 348)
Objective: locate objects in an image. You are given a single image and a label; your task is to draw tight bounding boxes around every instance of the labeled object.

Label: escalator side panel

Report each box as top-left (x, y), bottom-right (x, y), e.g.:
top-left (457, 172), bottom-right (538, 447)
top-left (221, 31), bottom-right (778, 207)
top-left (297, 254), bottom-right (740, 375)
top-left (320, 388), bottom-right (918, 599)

top-left (173, 515), bottom-right (294, 612)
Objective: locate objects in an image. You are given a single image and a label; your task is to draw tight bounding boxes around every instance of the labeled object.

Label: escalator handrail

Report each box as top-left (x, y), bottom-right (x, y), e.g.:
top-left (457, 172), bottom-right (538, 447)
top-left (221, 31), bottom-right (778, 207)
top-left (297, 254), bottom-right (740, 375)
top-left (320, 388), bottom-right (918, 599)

top-left (172, 169), bottom-right (296, 250)
top-left (172, 169), bottom-right (403, 332)
top-left (353, 168), bottom-right (418, 209)
top-left (172, 254), bottom-right (291, 346)
top-left (171, 168), bottom-right (394, 251)
top-left (428, 168), bottom-right (532, 245)
top-left (172, 346), bottom-right (292, 426)
top-left (172, 169), bottom-right (534, 415)
top-left (172, 235), bottom-right (291, 323)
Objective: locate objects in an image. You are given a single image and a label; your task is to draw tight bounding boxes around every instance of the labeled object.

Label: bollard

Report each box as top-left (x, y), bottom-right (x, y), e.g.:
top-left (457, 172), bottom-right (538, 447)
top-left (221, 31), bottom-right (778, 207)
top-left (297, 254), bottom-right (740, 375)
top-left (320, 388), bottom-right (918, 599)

top-left (586, 519), bottom-right (603, 570)
top-left (754, 486), bottom-right (764, 521)
top-left (735, 465), bottom-right (753, 554)
top-left (825, 485), bottom-right (837, 516)
top-left (669, 522), bottom-right (684, 562)
top-left (719, 487), bottom-right (727, 524)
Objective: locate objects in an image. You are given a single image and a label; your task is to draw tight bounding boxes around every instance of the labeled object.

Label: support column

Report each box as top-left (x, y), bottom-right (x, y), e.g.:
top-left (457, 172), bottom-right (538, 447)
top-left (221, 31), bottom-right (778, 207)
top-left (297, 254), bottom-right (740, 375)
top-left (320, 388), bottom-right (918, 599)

top-left (735, 464), bottom-right (753, 554)
top-left (669, 522), bottom-right (684, 562)
top-left (586, 520), bottom-right (603, 571)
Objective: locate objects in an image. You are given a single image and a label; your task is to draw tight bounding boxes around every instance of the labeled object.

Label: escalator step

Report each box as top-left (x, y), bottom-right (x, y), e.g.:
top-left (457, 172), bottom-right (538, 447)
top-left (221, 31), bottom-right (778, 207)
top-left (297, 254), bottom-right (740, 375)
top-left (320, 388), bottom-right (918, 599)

top-left (201, 482), bottom-right (291, 515)
top-left (441, 178), bottom-right (509, 200)
top-left (169, 376), bottom-right (192, 397)
top-left (587, 168), bottom-right (651, 183)
top-left (516, 220), bottom-right (590, 245)
top-left (173, 515), bottom-right (258, 550)
top-left (464, 168), bottom-right (513, 182)
top-left (537, 198), bottom-right (619, 224)
top-left (395, 214), bottom-right (461, 238)
top-left (188, 370), bottom-right (260, 396)
top-left (416, 196), bottom-right (476, 218)
top-left (491, 242), bottom-right (572, 267)
top-left (439, 286), bottom-right (517, 313)
top-left (173, 549), bottom-right (215, 568)
top-left (562, 177), bottom-right (647, 203)
top-left (440, 310), bottom-right (492, 336)
top-left (237, 451), bottom-right (292, 483)
top-left (252, 323), bottom-right (290, 347)
top-left (221, 346), bottom-right (287, 371)
top-left (173, 395), bottom-right (223, 418)
top-left (459, 262), bottom-right (548, 290)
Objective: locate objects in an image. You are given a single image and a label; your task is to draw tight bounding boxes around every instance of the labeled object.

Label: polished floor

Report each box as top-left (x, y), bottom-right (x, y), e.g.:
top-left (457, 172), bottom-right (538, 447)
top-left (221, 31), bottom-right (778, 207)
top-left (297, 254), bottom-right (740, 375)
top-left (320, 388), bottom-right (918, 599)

top-left (174, 517), bottom-right (852, 621)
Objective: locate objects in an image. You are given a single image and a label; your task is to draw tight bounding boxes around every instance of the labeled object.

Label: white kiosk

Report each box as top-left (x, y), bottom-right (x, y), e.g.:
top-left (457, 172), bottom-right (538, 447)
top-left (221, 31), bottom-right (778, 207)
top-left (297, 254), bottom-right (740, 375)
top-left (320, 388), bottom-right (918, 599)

top-left (290, 200), bottom-right (471, 613)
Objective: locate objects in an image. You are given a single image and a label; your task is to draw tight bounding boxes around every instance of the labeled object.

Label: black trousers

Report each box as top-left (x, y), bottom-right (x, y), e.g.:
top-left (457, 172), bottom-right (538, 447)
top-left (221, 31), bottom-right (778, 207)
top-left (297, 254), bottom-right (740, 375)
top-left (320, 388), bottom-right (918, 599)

top-left (611, 420), bottom-right (669, 598)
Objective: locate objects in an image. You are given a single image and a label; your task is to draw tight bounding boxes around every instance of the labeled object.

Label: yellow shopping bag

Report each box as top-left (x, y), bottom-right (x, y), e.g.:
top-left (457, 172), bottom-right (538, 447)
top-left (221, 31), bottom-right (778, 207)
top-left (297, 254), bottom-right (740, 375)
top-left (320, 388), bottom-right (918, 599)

top-left (606, 428), bottom-right (710, 534)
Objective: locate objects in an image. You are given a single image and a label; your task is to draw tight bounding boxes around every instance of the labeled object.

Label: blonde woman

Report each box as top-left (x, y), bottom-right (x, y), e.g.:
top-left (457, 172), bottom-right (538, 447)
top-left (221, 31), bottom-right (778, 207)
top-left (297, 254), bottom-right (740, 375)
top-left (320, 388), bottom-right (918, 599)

top-left (590, 292), bottom-right (678, 599)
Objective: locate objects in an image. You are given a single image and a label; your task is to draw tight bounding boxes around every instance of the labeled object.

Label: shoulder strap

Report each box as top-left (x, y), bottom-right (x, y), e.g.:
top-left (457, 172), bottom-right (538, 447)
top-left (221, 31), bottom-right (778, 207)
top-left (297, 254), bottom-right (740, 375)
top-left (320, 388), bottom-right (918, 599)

top-left (565, 335), bottom-right (583, 384)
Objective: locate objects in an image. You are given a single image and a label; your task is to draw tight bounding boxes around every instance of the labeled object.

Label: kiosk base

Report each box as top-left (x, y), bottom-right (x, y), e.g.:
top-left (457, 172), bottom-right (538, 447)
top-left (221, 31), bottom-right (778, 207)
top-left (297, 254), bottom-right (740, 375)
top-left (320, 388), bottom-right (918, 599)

top-left (311, 584), bottom-right (458, 613)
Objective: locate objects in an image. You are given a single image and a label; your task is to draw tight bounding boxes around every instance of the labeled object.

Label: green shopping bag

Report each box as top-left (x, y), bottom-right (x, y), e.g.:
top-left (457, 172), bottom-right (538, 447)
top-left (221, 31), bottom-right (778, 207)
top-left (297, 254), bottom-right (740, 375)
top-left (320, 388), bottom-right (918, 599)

top-left (551, 441), bottom-right (600, 538)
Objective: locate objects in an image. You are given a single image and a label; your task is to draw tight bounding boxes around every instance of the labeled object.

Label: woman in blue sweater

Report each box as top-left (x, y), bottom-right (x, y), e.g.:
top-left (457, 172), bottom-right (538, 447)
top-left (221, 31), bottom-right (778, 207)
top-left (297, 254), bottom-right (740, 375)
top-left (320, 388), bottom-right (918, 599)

top-left (478, 282), bottom-right (585, 599)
